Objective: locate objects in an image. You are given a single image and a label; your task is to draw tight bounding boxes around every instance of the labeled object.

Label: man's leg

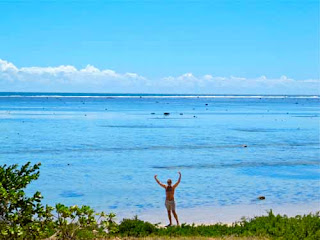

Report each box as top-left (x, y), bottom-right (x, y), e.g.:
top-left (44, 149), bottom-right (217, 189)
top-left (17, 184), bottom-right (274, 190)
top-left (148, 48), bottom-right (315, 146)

top-left (167, 210), bottom-right (172, 226)
top-left (172, 210), bottom-right (179, 226)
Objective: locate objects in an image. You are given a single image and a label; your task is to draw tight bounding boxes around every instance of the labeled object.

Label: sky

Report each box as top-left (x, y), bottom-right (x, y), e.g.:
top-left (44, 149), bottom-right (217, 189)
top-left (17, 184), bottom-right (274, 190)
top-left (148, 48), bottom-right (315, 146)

top-left (0, 0), bottom-right (319, 94)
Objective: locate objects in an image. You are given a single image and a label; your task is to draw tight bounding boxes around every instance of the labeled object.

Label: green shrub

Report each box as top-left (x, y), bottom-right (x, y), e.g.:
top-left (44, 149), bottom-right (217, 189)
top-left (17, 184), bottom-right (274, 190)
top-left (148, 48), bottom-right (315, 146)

top-left (0, 162), bottom-right (54, 239)
top-left (54, 204), bottom-right (117, 239)
top-left (238, 210), bottom-right (320, 239)
top-left (118, 216), bottom-right (158, 237)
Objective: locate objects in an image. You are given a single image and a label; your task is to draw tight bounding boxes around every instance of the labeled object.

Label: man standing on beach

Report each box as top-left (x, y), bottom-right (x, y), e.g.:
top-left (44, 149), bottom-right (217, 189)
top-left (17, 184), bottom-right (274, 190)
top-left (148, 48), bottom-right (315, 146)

top-left (154, 172), bottom-right (181, 226)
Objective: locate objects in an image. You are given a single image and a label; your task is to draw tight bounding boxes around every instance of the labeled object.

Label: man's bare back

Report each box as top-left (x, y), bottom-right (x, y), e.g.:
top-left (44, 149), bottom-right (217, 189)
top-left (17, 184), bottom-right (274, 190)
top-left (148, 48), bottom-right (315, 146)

top-left (166, 185), bottom-right (175, 201)
top-left (154, 172), bottom-right (181, 226)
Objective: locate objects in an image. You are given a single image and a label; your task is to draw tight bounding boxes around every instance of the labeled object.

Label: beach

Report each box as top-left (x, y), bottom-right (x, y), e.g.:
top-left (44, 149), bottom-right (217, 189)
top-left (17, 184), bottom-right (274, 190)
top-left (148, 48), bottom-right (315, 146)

top-left (131, 201), bottom-right (320, 225)
top-left (0, 93), bottom-right (319, 224)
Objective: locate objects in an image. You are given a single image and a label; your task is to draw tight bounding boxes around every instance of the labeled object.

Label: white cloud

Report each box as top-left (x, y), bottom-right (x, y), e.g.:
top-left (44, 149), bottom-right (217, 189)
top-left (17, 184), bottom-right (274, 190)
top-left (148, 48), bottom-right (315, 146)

top-left (0, 59), bottom-right (147, 92)
top-left (230, 76), bottom-right (246, 81)
top-left (203, 74), bottom-right (213, 80)
top-left (20, 65), bottom-right (77, 75)
top-left (80, 65), bottom-right (100, 73)
top-left (0, 59), bottom-right (319, 94)
top-left (0, 59), bottom-right (18, 72)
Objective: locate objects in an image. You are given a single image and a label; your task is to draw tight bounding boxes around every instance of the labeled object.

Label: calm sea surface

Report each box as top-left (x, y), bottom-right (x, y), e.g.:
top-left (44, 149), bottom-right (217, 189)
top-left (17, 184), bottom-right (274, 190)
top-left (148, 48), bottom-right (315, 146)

top-left (0, 93), bottom-right (319, 213)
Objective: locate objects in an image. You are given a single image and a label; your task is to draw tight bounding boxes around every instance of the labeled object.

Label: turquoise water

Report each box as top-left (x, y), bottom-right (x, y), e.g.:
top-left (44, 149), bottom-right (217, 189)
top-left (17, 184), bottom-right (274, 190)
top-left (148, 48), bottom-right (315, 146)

top-left (0, 93), bottom-right (319, 213)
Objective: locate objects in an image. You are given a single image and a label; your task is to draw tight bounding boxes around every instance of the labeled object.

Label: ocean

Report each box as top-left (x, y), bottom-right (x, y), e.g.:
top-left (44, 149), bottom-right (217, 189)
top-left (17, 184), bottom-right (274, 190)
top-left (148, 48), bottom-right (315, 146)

top-left (0, 92), bottom-right (319, 216)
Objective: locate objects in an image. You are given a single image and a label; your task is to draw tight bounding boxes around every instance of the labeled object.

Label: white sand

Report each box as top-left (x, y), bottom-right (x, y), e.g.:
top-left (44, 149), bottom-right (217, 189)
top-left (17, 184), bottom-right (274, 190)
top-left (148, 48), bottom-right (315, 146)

top-left (115, 201), bottom-right (319, 225)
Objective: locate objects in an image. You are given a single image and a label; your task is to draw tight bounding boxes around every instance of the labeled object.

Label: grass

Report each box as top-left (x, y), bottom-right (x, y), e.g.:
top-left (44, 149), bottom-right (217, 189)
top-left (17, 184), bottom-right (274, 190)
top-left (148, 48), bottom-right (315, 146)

top-left (105, 237), bottom-right (268, 240)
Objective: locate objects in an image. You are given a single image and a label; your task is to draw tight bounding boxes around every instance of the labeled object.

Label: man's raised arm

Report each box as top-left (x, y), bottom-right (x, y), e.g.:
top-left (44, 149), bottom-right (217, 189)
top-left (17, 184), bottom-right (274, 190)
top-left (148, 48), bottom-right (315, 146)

top-left (173, 172), bottom-right (181, 188)
top-left (154, 175), bottom-right (166, 188)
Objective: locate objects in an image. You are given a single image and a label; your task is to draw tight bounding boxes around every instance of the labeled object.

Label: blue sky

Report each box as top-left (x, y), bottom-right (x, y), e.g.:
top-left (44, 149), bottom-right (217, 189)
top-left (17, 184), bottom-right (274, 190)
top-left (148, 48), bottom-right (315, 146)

top-left (0, 0), bottom-right (319, 94)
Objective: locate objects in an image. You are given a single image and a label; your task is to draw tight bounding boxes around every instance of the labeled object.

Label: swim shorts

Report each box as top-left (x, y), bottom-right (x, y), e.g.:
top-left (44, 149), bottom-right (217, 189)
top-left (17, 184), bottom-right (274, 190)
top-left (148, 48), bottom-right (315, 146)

top-left (165, 200), bottom-right (176, 211)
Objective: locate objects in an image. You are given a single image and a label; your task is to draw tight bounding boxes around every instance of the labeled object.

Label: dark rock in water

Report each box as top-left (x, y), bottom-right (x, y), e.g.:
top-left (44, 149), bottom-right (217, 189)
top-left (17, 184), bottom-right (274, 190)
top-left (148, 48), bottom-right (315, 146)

top-left (164, 112), bottom-right (170, 116)
top-left (258, 196), bottom-right (265, 200)
top-left (193, 115), bottom-right (197, 118)
top-left (151, 113), bottom-right (155, 115)
top-left (180, 113), bottom-right (183, 115)
top-left (242, 144), bottom-right (248, 148)
top-left (105, 108), bottom-right (108, 110)
top-left (205, 103), bottom-right (208, 106)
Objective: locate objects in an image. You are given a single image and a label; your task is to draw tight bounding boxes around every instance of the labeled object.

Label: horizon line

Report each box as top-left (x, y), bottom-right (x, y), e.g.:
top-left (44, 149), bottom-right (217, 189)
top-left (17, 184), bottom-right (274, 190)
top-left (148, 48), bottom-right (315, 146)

top-left (0, 92), bottom-right (319, 98)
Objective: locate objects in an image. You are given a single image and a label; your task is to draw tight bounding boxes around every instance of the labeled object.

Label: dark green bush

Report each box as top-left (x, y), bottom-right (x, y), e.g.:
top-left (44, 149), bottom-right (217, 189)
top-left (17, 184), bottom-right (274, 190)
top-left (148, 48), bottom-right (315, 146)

top-left (118, 216), bottom-right (158, 237)
top-left (238, 210), bottom-right (320, 239)
top-left (0, 162), bottom-right (54, 239)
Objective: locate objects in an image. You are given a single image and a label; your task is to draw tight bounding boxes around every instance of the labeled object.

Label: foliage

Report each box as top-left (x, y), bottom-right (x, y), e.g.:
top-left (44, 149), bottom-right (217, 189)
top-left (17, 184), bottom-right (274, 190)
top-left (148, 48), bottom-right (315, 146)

top-left (0, 162), bottom-right (54, 239)
top-left (237, 210), bottom-right (320, 240)
top-left (54, 203), bottom-right (117, 239)
top-left (118, 216), bottom-right (158, 237)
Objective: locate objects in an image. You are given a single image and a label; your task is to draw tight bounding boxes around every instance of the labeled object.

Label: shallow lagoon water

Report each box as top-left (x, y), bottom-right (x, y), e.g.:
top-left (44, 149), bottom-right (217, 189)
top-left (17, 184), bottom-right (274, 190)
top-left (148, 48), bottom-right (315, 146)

top-left (0, 93), bottom-right (319, 215)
